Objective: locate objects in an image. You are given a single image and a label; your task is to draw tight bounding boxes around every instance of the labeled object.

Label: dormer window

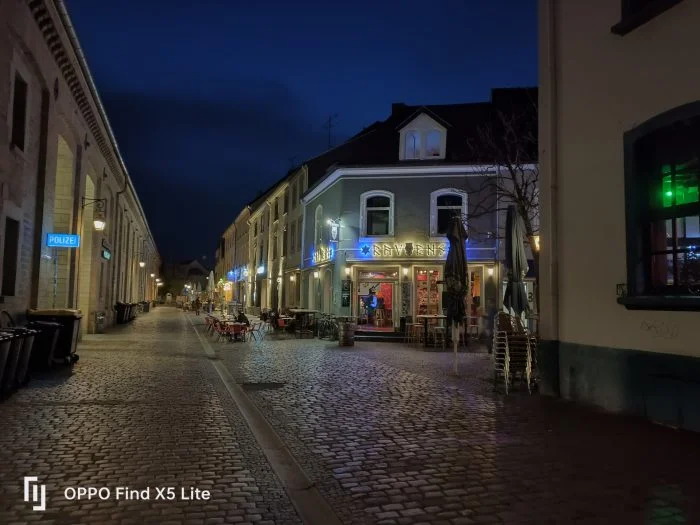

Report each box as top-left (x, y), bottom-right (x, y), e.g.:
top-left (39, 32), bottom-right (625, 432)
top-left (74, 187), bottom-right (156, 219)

top-left (398, 113), bottom-right (447, 161)
top-left (404, 131), bottom-right (420, 159)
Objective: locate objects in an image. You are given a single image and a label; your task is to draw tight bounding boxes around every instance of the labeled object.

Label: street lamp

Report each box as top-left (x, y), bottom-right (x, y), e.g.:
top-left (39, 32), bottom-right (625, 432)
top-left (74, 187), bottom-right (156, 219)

top-left (81, 197), bottom-right (107, 231)
top-left (150, 273), bottom-right (155, 278)
top-left (139, 261), bottom-right (145, 268)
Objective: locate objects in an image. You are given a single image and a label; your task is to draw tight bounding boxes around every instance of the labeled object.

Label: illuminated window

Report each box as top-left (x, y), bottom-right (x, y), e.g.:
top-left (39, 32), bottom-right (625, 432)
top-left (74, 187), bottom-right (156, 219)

top-left (625, 107), bottom-right (700, 298)
top-left (431, 189), bottom-right (467, 236)
top-left (360, 191), bottom-right (394, 237)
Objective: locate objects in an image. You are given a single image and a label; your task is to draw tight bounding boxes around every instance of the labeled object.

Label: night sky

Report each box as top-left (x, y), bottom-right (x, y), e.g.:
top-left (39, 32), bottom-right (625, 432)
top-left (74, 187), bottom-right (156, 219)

top-left (66, 0), bottom-right (537, 264)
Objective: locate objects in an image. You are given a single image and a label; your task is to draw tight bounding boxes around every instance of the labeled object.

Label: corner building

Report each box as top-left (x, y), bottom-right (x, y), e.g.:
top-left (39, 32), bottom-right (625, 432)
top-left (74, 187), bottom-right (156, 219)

top-left (300, 90), bottom-right (538, 330)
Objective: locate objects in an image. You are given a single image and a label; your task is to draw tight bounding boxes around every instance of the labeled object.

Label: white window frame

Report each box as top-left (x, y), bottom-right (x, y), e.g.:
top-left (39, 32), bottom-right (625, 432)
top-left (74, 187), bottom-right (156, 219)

top-left (430, 188), bottom-right (467, 237)
top-left (360, 190), bottom-right (395, 238)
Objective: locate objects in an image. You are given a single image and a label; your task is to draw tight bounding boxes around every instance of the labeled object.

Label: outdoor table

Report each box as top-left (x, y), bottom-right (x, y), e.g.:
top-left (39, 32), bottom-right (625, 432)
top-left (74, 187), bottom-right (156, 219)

top-left (289, 309), bottom-right (318, 338)
top-left (226, 322), bottom-right (247, 341)
top-left (416, 314), bottom-right (447, 348)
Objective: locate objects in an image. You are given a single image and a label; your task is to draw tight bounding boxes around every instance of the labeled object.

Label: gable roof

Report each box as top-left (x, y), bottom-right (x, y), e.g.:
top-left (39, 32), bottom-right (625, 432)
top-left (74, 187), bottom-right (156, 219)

top-left (300, 86), bottom-right (537, 195)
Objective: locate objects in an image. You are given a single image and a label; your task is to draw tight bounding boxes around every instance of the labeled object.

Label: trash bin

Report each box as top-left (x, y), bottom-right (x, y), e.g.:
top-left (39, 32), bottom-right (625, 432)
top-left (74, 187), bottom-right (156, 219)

top-left (115, 302), bottom-right (127, 324)
top-left (0, 333), bottom-right (15, 392)
top-left (142, 301), bottom-right (150, 313)
top-left (27, 321), bottom-right (62, 370)
top-left (94, 312), bottom-right (106, 334)
top-left (337, 317), bottom-right (357, 347)
top-left (26, 310), bottom-right (82, 366)
top-left (0, 331), bottom-right (22, 394)
top-left (12, 327), bottom-right (38, 387)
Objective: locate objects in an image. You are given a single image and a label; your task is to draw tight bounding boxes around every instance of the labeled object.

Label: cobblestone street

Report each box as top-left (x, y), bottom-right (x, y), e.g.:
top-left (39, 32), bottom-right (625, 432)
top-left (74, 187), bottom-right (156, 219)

top-left (0, 307), bottom-right (299, 525)
top-left (1, 307), bottom-right (699, 525)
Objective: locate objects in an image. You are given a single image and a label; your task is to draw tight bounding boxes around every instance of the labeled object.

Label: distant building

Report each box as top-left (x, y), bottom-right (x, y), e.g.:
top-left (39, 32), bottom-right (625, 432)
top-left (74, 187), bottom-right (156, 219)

top-left (539, 0), bottom-right (699, 431)
top-left (0, 0), bottom-right (159, 332)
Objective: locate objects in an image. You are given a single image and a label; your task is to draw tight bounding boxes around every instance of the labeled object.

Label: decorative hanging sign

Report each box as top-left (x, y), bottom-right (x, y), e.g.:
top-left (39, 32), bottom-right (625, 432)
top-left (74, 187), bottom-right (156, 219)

top-left (312, 245), bottom-right (334, 265)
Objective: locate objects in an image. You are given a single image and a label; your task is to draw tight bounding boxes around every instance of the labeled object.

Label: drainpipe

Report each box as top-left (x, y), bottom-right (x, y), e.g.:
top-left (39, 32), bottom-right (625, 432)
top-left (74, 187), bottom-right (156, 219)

top-left (539, 0), bottom-right (560, 395)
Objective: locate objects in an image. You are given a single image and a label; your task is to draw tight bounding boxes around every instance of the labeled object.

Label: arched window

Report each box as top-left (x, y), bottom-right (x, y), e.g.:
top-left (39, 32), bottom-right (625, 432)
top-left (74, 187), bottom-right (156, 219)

top-left (360, 190), bottom-right (394, 237)
top-left (430, 189), bottom-right (467, 236)
top-left (314, 204), bottom-right (324, 247)
top-left (404, 131), bottom-right (420, 159)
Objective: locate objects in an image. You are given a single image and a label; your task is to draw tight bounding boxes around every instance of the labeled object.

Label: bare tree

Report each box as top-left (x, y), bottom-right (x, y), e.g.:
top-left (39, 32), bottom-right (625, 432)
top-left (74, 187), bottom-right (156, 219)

top-left (466, 100), bottom-right (540, 307)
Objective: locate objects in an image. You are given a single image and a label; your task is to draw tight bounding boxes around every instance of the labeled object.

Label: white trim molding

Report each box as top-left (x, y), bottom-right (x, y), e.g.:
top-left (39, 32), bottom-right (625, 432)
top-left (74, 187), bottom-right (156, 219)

top-left (430, 188), bottom-right (468, 237)
top-left (301, 164), bottom-right (537, 205)
top-left (359, 190), bottom-right (395, 238)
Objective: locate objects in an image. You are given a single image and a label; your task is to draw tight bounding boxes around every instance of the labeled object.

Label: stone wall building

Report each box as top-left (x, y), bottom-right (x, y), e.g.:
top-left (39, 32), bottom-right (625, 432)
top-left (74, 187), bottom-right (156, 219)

top-left (0, 0), bottom-right (159, 332)
top-left (539, 0), bottom-right (700, 431)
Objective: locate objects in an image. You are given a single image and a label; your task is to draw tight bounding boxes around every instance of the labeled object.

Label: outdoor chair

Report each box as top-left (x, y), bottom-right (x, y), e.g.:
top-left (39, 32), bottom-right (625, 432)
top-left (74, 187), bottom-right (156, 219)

top-left (248, 321), bottom-right (265, 342)
top-left (492, 312), bottom-right (537, 394)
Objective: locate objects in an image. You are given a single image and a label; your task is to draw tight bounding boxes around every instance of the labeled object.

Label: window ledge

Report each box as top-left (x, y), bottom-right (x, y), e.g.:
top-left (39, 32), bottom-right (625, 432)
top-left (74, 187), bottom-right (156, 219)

top-left (611, 0), bottom-right (684, 35)
top-left (617, 294), bottom-right (700, 311)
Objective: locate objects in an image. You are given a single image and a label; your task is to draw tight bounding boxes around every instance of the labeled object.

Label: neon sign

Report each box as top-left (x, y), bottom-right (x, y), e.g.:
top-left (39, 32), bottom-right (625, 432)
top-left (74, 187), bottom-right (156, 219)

top-left (312, 245), bottom-right (334, 264)
top-left (46, 233), bottom-right (80, 248)
top-left (358, 241), bottom-right (448, 259)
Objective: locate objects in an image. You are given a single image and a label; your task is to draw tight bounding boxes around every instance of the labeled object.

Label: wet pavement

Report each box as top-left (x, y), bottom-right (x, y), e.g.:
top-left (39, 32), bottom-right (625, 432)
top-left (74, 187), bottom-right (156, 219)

top-left (0, 307), bottom-right (299, 525)
top-left (210, 316), bottom-right (700, 525)
top-left (1, 306), bottom-right (699, 525)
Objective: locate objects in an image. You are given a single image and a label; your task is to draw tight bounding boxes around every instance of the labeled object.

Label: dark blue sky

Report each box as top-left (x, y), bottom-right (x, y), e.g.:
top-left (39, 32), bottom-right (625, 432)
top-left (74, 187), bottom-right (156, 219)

top-left (67, 0), bottom-right (537, 263)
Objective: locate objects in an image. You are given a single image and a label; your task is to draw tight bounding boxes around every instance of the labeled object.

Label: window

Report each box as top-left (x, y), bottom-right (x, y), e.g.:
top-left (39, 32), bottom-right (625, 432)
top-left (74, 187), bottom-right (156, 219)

top-left (259, 244), bottom-right (264, 266)
top-left (274, 199), bottom-right (279, 221)
top-left (314, 205), bottom-right (323, 247)
top-left (254, 221), bottom-right (258, 237)
top-left (404, 131), bottom-right (420, 159)
top-left (426, 130), bottom-right (442, 157)
top-left (11, 72), bottom-right (28, 151)
top-left (290, 223), bottom-right (296, 254)
top-left (273, 232), bottom-right (278, 260)
top-left (282, 227), bottom-right (288, 257)
top-left (622, 103), bottom-right (700, 307)
top-left (1, 217), bottom-right (20, 296)
top-left (360, 191), bottom-right (394, 237)
top-left (292, 183), bottom-right (298, 210)
top-left (297, 217), bottom-right (303, 251)
top-left (284, 189), bottom-right (289, 214)
top-left (431, 189), bottom-right (467, 236)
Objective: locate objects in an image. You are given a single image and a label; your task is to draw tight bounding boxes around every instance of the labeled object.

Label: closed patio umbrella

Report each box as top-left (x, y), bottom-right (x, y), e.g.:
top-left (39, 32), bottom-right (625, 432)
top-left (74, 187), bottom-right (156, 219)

top-left (444, 215), bottom-right (470, 375)
top-left (503, 205), bottom-right (529, 319)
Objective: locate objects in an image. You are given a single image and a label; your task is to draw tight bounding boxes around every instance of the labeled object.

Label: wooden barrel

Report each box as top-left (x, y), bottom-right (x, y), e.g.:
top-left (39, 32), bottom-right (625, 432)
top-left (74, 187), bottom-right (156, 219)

top-left (338, 321), bottom-right (356, 347)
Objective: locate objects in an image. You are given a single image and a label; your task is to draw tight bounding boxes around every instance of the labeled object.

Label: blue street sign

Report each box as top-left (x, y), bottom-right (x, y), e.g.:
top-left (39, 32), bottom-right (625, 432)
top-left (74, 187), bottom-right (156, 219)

top-left (46, 233), bottom-right (80, 248)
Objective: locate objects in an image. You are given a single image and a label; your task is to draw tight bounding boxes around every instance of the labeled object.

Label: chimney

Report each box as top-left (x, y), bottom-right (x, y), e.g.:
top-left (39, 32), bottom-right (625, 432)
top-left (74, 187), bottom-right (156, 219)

top-left (391, 102), bottom-right (407, 115)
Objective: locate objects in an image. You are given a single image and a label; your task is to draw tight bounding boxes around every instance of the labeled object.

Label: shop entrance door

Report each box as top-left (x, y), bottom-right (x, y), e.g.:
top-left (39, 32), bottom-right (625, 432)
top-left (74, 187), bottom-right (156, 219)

top-left (357, 280), bottom-right (396, 330)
